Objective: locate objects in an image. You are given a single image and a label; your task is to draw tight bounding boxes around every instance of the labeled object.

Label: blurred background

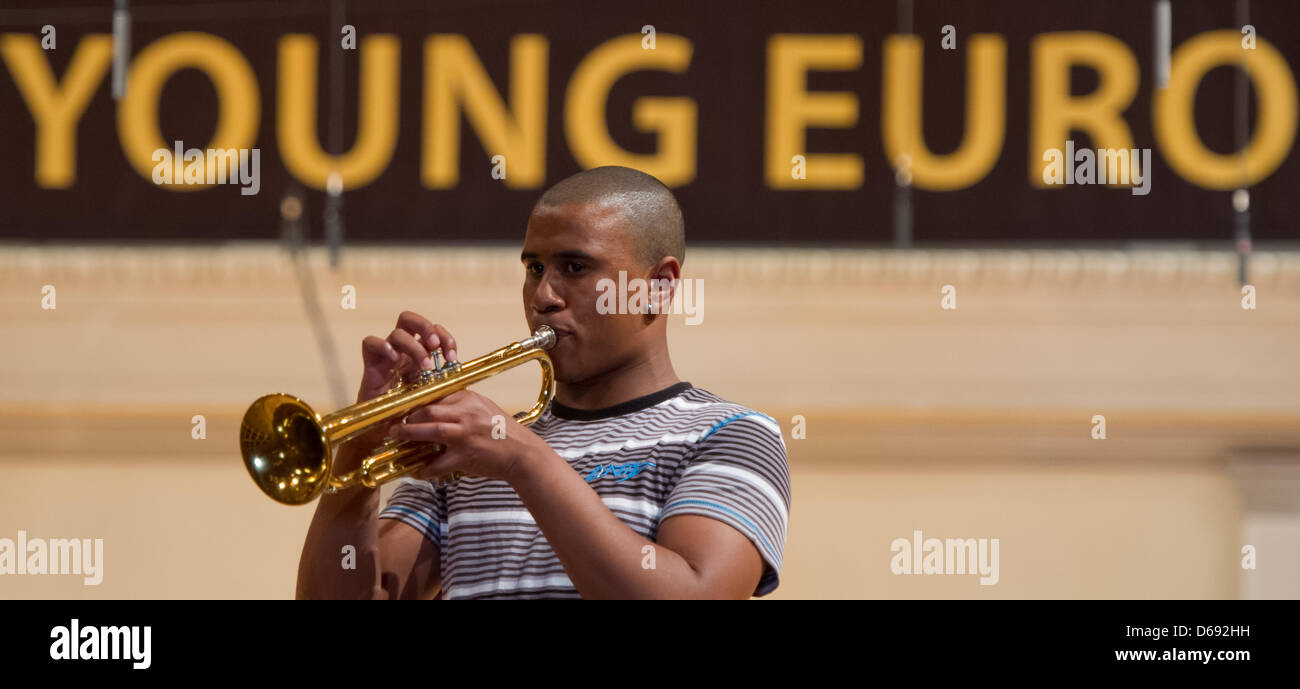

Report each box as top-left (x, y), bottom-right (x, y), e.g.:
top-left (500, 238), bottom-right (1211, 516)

top-left (1, 0), bottom-right (1297, 599)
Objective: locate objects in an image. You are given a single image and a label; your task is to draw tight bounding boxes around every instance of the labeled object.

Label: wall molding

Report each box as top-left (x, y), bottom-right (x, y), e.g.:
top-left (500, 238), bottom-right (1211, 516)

top-left (3, 244), bottom-right (1300, 287)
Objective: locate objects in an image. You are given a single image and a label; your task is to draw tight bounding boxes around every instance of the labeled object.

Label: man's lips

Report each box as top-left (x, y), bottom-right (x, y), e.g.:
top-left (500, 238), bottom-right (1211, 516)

top-left (541, 326), bottom-right (571, 351)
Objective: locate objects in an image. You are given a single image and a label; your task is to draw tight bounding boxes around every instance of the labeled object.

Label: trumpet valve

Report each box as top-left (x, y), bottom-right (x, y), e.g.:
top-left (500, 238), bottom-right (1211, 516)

top-left (416, 357), bottom-right (461, 385)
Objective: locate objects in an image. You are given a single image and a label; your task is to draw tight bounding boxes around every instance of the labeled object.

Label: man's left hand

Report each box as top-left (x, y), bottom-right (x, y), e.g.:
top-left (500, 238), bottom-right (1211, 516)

top-left (387, 389), bottom-right (548, 484)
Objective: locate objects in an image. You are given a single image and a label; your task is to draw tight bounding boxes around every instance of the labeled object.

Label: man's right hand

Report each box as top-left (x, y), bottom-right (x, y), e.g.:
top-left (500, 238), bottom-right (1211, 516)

top-left (358, 311), bottom-right (459, 403)
top-left (333, 311), bottom-right (461, 474)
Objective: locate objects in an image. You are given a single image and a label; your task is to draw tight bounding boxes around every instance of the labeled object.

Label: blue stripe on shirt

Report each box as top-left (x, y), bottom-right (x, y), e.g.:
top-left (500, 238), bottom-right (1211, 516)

top-left (380, 505), bottom-right (441, 546)
top-left (662, 497), bottom-right (779, 564)
top-left (698, 411), bottom-right (778, 443)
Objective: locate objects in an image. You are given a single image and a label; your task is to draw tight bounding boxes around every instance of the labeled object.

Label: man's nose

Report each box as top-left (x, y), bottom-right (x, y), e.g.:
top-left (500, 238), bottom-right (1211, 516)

top-left (529, 271), bottom-right (564, 313)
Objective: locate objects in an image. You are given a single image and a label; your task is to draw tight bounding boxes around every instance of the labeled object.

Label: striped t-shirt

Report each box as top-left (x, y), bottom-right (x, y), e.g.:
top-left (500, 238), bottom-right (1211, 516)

top-left (377, 381), bottom-right (791, 599)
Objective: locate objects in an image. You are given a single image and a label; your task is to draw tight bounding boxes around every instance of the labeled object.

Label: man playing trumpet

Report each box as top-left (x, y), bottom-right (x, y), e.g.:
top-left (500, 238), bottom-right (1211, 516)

top-left (295, 166), bottom-right (791, 599)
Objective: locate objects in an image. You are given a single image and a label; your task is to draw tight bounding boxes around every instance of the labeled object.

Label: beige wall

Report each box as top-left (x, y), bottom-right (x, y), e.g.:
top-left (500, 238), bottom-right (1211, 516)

top-left (1, 245), bottom-right (1297, 598)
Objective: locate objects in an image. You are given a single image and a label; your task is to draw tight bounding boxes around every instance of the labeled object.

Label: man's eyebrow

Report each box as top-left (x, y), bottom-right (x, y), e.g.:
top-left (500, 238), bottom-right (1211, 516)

top-left (520, 250), bottom-right (598, 262)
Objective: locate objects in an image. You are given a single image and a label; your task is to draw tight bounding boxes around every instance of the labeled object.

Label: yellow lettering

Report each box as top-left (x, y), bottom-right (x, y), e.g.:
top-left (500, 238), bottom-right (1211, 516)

top-left (278, 34), bottom-right (400, 190)
top-left (117, 32), bottom-right (260, 189)
top-left (565, 34), bottom-right (696, 186)
top-left (422, 34), bottom-right (547, 189)
top-left (766, 35), bottom-right (862, 189)
top-left (0, 34), bottom-right (112, 187)
top-left (1030, 32), bottom-right (1138, 187)
top-left (1154, 30), bottom-right (1297, 189)
top-left (883, 34), bottom-right (1006, 190)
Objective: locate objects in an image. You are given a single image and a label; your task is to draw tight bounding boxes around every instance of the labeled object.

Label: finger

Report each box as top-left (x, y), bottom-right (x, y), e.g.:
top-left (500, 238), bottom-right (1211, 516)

top-left (361, 335), bottom-right (400, 367)
top-left (387, 328), bottom-right (432, 373)
top-left (395, 311), bottom-right (440, 354)
top-left (405, 403), bottom-right (463, 424)
top-left (389, 420), bottom-right (465, 444)
top-left (356, 337), bottom-right (402, 400)
top-left (408, 391), bottom-right (485, 426)
top-left (426, 323), bottom-right (458, 363)
top-left (397, 312), bottom-right (459, 363)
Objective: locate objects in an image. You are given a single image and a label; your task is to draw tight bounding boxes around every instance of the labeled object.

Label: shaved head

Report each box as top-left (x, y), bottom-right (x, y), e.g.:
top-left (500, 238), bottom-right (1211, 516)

top-left (533, 166), bottom-right (685, 268)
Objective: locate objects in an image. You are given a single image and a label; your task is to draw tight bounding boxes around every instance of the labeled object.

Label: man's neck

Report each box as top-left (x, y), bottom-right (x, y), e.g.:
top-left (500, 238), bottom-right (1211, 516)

top-left (555, 348), bottom-right (680, 411)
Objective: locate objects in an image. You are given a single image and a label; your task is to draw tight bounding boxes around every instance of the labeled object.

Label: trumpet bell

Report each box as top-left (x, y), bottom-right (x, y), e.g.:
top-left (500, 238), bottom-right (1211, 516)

top-left (240, 393), bottom-right (329, 505)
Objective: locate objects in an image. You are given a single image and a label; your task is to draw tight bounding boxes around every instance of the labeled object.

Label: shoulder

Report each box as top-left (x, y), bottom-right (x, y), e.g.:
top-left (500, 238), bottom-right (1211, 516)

top-left (667, 389), bottom-right (790, 510)
top-left (673, 387), bottom-right (786, 453)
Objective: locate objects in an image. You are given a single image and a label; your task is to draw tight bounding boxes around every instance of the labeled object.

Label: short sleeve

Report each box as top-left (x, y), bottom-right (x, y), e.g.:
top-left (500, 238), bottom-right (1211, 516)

top-left (378, 477), bottom-right (447, 550)
top-left (659, 412), bottom-right (791, 597)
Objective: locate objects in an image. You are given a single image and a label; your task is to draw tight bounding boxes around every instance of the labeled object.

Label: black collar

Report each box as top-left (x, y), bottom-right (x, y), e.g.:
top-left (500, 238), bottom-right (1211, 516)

top-left (549, 382), bottom-right (693, 421)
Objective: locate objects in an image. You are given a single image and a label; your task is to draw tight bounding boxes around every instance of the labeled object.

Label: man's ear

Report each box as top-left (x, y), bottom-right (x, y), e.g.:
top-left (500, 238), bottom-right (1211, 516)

top-left (644, 256), bottom-right (682, 320)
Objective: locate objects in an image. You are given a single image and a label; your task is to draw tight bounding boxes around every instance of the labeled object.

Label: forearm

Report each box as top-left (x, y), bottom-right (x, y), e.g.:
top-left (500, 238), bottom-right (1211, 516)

top-left (508, 445), bottom-right (707, 599)
top-left (295, 442), bottom-right (385, 600)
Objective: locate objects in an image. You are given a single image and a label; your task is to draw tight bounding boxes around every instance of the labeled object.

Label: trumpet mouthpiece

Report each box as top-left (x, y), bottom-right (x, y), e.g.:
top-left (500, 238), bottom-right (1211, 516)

top-left (526, 325), bottom-right (556, 351)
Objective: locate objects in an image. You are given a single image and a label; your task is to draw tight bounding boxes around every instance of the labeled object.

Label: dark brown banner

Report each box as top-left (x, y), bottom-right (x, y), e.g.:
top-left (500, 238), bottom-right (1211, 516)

top-left (0, 0), bottom-right (1296, 244)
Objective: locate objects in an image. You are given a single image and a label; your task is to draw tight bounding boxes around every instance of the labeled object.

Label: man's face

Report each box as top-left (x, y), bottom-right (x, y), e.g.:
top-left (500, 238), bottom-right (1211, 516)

top-left (521, 202), bottom-right (648, 384)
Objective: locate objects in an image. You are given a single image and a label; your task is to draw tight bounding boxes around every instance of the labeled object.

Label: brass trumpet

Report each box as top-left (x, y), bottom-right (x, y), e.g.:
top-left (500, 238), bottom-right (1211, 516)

top-left (240, 326), bottom-right (556, 505)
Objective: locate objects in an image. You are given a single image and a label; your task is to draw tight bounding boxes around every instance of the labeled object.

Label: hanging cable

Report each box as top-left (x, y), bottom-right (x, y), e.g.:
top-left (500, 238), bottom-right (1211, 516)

top-left (281, 187), bottom-right (349, 409)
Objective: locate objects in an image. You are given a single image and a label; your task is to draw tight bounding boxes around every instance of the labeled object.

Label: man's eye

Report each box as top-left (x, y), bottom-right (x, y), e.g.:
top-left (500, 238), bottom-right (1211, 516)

top-left (566, 262), bottom-right (584, 273)
top-left (526, 263), bottom-right (543, 275)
